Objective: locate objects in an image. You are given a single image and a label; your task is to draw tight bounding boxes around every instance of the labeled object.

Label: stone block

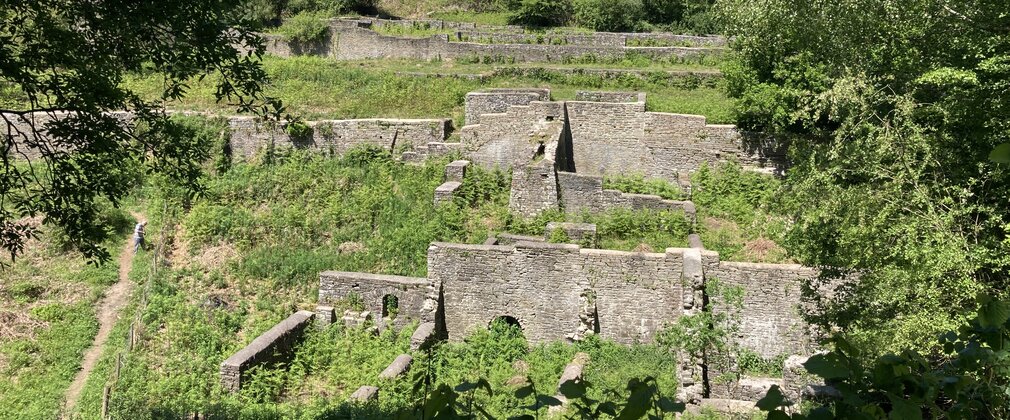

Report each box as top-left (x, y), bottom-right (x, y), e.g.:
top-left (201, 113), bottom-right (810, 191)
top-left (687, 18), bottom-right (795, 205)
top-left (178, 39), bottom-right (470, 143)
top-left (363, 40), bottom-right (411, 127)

top-left (688, 234), bottom-right (704, 249)
top-left (315, 305), bottom-right (335, 328)
top-left (410, 322), bottom-right (439, 351)
top-left (350, 385), bottom-right (379, 402)
top-left (445, 160), bottom-right (470, 182)
top-left (379, 354), bottom-right (414, 379)
top-left (434, 181), bottom-right (462, 205)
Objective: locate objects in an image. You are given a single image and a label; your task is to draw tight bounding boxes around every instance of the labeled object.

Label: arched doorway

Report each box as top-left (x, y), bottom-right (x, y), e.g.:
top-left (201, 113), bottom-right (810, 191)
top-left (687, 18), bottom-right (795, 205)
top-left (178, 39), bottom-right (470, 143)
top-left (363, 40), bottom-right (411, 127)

top-left (382, 294), bottom-right (399, 320)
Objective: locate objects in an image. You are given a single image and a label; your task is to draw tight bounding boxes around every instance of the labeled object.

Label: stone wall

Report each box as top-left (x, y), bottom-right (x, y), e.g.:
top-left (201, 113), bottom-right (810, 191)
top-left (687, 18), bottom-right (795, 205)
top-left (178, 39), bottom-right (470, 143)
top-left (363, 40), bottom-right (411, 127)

top-left (707, 262), bottom-right (818, 359)
top-left (565, 101), bottom-right (786, 178)
top-left (227, 117), bottom-right (451, 160)
top-left (427, 241), bottom-right (685, 344)
top-left (263, 25), bottom-right (722, 63)
top-left (555, 171), bottom-right (695, 217)
top-left (220, 310), bottom-right (315, 392)
top-left (460, 101), bottom-right (565, 169)
top-left (574, 91), bottom-right (646, 103)
top-left (318, 271), bottom-right (436, 331)
top-left (509, 161), bottom-right (560, 217)
top-left (464, 88), bottom-right (551, 126)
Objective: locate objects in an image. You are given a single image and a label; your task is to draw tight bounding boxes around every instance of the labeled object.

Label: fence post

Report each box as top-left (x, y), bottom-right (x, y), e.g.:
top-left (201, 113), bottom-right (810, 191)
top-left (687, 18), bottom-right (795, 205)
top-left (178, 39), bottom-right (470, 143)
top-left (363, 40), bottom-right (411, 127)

top-left (101, 385), bottom-right (111, 419)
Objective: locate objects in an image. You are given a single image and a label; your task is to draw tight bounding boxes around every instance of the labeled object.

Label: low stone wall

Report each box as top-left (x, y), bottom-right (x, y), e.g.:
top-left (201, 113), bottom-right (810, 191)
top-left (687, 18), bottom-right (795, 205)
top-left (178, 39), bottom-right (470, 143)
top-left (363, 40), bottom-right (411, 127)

top-left (573, 91), bottom-right (646, 103)
top-left (228, 117), bottom-right (451, 161)
top-left (428, 241), bottom-right (686, 344)
top-left (464, 88), bottom-right (551, 126)
top-left (220, 310), bottom-right (315, 392)
top-left (566, 100), bottom-right (786, 178)
top-left (555, 171), bottom-right (694, 217)
top-left (318, 271), bottom-right (435, 331)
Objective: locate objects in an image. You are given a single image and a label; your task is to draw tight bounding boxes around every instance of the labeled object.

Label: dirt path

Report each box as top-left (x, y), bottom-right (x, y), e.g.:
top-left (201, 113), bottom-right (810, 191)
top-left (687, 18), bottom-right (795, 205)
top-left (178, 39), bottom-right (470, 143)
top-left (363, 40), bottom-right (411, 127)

top-left (62, 218), bottom-right (142, 415)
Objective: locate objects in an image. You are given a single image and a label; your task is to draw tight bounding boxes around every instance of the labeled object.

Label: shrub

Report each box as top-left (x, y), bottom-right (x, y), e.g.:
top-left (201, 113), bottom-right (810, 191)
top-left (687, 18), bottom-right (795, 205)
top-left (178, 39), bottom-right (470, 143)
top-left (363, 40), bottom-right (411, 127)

top-left (572, 0), bottom-right (644, 32)
top-left (275, 11), bottom-right (329, 43)
top-left (507, 0), bottom-right (572, 27)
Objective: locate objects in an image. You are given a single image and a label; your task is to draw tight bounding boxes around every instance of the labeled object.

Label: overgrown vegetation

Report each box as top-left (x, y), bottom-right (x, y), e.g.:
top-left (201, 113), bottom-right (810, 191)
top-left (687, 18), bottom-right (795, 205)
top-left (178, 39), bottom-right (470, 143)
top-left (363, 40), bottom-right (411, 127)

top-left (719, 0), bottom-right (1010, 356)
top-left (0, 206), bottom-right (132, 418)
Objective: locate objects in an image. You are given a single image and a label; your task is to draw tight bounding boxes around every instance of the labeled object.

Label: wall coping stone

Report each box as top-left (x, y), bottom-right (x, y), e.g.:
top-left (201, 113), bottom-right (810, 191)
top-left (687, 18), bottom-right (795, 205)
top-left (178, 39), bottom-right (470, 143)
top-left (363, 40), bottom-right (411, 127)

top-left (319, 271), bottom-right (429, 286)
top-left (221, 310), bottom-right (315, 368)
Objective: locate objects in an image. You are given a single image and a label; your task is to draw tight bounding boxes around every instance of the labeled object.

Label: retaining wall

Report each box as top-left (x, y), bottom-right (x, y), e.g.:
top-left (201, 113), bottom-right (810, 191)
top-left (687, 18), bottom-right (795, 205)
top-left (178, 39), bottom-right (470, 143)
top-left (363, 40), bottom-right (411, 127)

top-left (227, 117), bottom-right (451, 160)
top-left (460, 100), bottom-right (565, 169)
top-left (556, 171), bottom-right (694, 216)
top-left (263, 24), bottom-right (722, 63)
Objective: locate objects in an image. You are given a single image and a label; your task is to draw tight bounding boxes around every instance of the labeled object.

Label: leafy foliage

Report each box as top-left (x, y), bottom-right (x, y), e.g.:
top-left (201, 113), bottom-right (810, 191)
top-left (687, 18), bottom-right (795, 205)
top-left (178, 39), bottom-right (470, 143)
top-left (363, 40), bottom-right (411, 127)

top-left (758, 296), bottom-right (1010, 419)
top-left (718, 0), bottom-right (1010, 353)
top-left (0, 0), bottom-right (284, 263)
top-left (507, 0), bottom-right (573, 27)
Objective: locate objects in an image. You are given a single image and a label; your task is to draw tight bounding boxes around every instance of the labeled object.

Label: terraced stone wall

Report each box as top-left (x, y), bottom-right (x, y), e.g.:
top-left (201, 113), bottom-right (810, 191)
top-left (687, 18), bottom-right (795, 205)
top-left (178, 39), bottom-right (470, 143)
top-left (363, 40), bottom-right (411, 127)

top-left (227, 117), bottom-right (452, 160)
top-left (318, 271), bottom-right (436, 331)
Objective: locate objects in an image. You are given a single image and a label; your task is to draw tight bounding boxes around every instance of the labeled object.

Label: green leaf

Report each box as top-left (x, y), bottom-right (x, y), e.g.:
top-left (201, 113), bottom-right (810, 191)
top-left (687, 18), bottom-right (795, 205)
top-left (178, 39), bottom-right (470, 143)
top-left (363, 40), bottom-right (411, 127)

top-left (804, 353), bottom-right (850, 380)
top-left (978, 296), bottom-right (1010, 328)
top-left (596, 401), bottom-right (619, 416)
top-left (756, 385), bottom-right (786, 411)
top-left (888, 395), bottom-right (922, 420)
top-left (990, 143), bottom-right (1010, 164)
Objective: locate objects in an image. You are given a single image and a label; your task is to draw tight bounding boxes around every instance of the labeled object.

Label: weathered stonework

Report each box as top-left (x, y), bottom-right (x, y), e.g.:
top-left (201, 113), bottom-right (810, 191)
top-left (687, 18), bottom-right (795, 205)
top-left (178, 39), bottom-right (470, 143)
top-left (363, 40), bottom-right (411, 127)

top-left (555, 171), bottom-right (694, 217)
top-left (378, 354), bottom-right (414, 380)
top-left (318, 271), bottom-right (436, 331)
top-left (545, 222), bottom-right (598, 246)
top-left (509, 162), bottom-right (560, 217)
top-left (227, 116), bottom-right (451, 161)
top-left (262, 23), bottom-right (723, 63)
top-left (465, 89), bottom-right (550, 126)
top-left (350, 385), bottom-right (379, 402)
top-left (444, 160), bottom-right (471, 182)
top-left (434, 181), bottom-right (462, 205)
top-left (220, 310), bottom-right (315, 392)
top-left (461, 99), bottom-right (565, 170)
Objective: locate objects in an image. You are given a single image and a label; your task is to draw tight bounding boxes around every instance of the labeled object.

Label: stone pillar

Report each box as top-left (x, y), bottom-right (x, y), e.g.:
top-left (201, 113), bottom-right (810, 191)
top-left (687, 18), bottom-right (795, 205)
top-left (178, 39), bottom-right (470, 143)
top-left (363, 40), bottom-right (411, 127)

top-left (677, 248), bottom-right (706, 403)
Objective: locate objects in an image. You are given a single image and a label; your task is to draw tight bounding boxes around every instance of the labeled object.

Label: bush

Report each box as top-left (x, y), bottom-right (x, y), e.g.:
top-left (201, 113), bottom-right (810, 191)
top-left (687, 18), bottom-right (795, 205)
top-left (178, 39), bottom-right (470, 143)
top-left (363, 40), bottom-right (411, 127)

top-left (507, 0), bottom-right (572, 27)
top-left (275, 11), bottom-right (329, 43)
top-left (572, 0), bottom-right (644, 32)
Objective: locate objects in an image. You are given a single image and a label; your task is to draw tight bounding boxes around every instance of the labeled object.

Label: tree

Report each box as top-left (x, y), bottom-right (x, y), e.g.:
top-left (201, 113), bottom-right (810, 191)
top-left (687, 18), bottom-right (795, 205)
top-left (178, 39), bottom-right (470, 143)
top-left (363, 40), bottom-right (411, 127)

top-left (0, 0), bottom-right (283, 263)
top-left (717, 0), bottom-right (1010, 354)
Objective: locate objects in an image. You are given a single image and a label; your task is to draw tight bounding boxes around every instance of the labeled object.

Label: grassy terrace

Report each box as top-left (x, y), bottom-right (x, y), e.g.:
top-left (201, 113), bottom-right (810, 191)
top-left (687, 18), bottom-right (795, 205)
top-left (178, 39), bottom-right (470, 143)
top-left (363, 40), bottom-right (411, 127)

top-left (124, 56), bottom-right (733, 126)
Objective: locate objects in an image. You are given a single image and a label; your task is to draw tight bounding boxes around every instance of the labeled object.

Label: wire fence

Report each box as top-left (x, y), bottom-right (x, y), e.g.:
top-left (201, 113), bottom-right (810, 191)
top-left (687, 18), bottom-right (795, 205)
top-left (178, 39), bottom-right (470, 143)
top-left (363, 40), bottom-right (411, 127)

top-left (100, 204), bottom-right (173, 419)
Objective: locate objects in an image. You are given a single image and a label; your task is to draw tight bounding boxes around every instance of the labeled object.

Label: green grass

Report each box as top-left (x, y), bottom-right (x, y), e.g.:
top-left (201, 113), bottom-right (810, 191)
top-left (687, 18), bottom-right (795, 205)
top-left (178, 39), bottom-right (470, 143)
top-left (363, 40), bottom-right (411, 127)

top-left (428, 11), bottom-right (512, 26)
top-left (124, 55), bottom-right (734, 125)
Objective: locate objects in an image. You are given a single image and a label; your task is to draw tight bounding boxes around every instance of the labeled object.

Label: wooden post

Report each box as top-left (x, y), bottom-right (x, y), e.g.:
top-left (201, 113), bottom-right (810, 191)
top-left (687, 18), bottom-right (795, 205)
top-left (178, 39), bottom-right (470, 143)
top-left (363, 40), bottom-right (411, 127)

top-left (115, 353), bottom-right (122, 379)
top-left (101, 385), bottom-right (111, 418)
top-left (127, 324), bottom-right (134, 351)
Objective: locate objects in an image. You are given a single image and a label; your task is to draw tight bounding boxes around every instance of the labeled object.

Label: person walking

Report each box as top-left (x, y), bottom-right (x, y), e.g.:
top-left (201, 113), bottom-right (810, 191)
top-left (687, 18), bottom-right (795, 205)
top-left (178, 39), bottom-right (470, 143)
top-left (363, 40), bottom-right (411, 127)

top-left (133, 220), bottom-right (147, 253)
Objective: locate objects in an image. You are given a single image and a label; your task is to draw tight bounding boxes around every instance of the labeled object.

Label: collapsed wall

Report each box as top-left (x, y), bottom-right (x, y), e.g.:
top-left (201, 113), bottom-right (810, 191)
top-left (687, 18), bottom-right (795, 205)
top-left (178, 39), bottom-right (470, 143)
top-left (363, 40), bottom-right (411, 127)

top-left (318, 271), bottom-right (437, 331)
